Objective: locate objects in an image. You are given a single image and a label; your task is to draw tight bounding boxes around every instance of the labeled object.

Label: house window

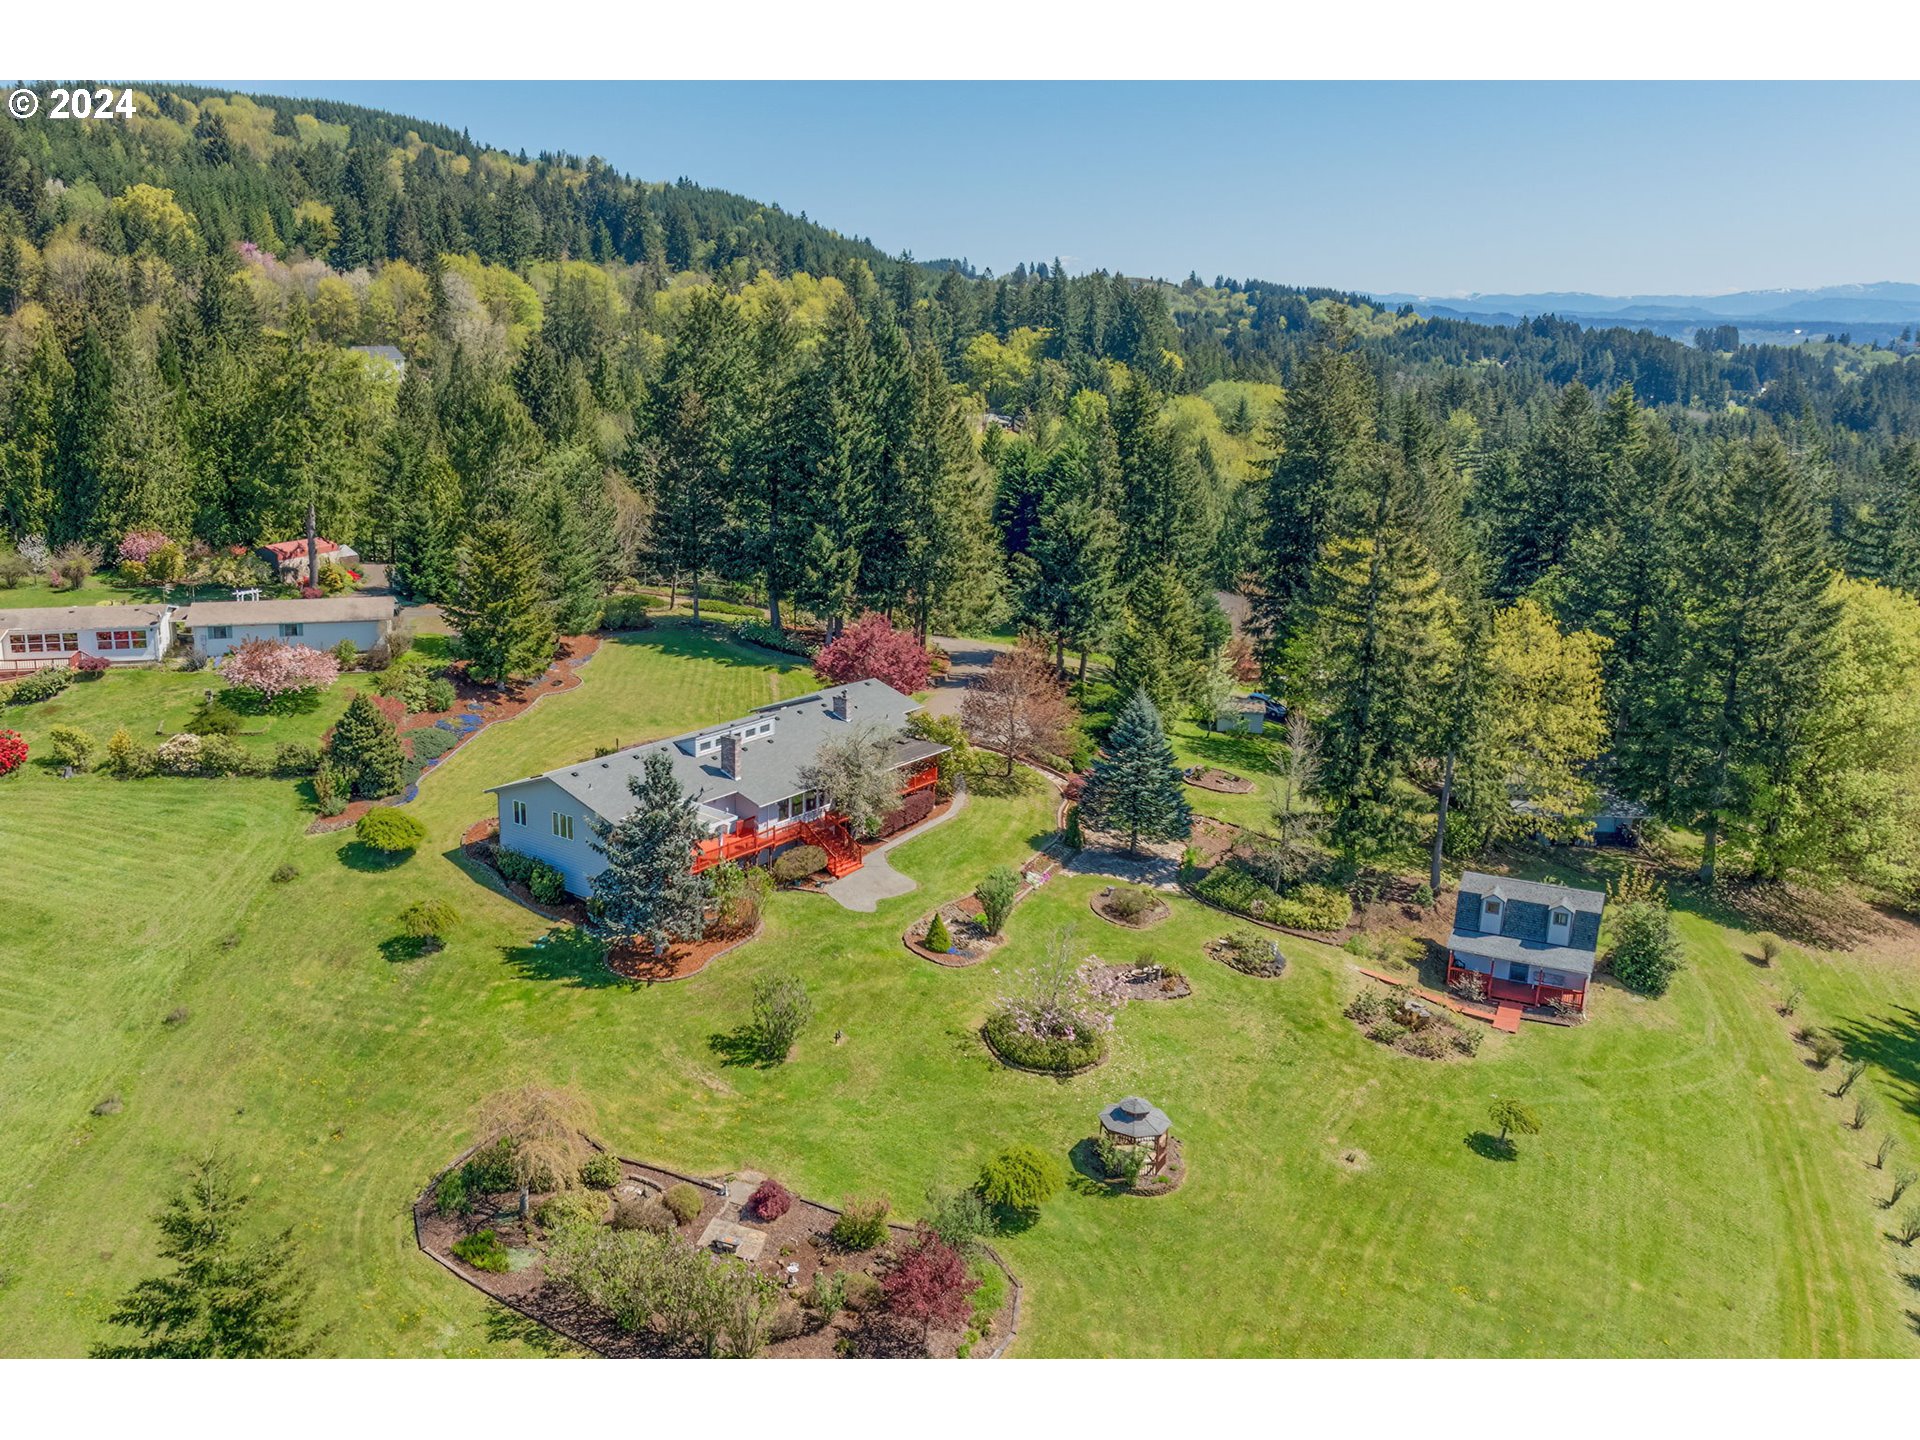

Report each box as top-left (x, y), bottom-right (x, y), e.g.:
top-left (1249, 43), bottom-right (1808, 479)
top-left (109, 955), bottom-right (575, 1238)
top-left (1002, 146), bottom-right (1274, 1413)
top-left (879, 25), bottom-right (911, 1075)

top-left (205, 625), bottom-right (232, 640)
top-left (1481, 896), bottom-right (1504, 935)
top-left (511, 800), bottom-right (527, 826)
top-left (12, 631), bottom-right (79, 654)
top-left (1538, 970), bottom-right (1567, 988)
top-left (1548, 906), bottom-right (1572, 943)
top-left (552, 812), bottom-right (574, 841)
top-left (279, 623), bottom-right (304, 638)
top-left (96, 629), bottom-right (148, 652)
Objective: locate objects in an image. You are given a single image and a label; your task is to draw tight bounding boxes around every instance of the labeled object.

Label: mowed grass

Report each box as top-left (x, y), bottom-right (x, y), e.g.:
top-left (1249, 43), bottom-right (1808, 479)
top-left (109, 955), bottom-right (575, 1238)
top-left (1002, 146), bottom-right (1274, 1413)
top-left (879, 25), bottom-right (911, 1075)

top-left (1, 624), bottom-right (1917, 1357)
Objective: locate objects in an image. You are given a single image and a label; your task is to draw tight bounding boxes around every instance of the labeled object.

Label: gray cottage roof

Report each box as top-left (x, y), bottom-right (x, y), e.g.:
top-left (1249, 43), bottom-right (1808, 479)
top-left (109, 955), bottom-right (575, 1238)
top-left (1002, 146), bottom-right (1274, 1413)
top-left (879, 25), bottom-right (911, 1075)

top-left (0, 603), bottom-right (172, 632)
top-left (177, 596), bottom-right (396, 627)
top-left (1448, 869), bottom-right (1607, 978)
top-left (489, 678), bottom-right (939, 823)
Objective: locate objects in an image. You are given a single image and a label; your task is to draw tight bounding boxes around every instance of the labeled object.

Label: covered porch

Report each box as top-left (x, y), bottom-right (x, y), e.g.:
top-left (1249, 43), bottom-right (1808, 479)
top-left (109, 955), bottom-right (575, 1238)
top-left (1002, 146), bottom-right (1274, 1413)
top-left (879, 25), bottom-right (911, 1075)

top-left (1447, 950), bottom-right (1586, 1012)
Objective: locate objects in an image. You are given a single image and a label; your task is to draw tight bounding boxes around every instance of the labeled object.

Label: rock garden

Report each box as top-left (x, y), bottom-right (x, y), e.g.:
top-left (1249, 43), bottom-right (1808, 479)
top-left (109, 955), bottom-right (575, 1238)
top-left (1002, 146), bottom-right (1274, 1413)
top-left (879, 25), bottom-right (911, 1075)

top-left (1091, 882), bottom-right (1173, 929)
top-left (1205, 929), bottom-right (1289, 979)
top-left (1182, 765), bottom-right (1254, 794)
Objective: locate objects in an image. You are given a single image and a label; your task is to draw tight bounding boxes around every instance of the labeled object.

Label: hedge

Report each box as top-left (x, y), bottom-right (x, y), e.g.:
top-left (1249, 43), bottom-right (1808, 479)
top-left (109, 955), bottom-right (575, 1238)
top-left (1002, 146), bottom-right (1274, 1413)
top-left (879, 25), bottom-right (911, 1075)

top-left (1195, 862), bottom-right (1351, 931)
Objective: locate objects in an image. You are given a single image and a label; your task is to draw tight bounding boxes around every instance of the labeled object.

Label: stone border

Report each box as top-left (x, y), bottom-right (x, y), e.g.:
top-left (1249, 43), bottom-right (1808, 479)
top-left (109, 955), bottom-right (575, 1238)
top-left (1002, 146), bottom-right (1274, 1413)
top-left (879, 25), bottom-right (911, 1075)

top-left (903, 855), bottom-right (1058, 968)
top-left (978, 1021), bottom-right (1110, 1079)
top-left (1184, 768), bottom-right (1254, 794)
top-left (414, 1139), bottom-right (1022, 1359)
top-left (1088, 886), bottom-right (1173, 930)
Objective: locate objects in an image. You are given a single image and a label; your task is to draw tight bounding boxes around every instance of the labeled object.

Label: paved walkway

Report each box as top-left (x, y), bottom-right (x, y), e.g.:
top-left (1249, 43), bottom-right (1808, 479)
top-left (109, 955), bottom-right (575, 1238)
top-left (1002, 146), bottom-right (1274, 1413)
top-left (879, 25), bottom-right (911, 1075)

top-left (922, 634), bottom-right (1011, 719)
top-left (819, 781), bottom-right (971, 912)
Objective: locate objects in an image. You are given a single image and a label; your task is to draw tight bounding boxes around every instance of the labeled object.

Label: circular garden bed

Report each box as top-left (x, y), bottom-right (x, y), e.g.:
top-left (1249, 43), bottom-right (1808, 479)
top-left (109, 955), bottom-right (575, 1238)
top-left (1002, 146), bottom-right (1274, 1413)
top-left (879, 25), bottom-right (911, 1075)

top-left (1086, 959), bottom-right (1192, 1003)
top-left (1073, 1134), bottom-right (1188, 1196)
top-left (1183, 766), bottom-right (1254, 794)
top-left (1205, 931), bottom-right (1288, 979)
top-left (980, 1014), bottom-right (1109, 1077)
top-left (905, 897), bottom-right (1006, 966)
top-left (1090, 884), bottom-right (1172, 930)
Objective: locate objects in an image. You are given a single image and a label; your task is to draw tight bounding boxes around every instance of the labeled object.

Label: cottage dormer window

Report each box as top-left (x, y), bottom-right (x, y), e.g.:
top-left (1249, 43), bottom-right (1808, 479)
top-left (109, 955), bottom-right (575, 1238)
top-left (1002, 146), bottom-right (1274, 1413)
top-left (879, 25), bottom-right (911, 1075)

top-left (1481, 896), bottom-right (1503, 935)
top-left (1548, 906), bottom-right (1572, 944)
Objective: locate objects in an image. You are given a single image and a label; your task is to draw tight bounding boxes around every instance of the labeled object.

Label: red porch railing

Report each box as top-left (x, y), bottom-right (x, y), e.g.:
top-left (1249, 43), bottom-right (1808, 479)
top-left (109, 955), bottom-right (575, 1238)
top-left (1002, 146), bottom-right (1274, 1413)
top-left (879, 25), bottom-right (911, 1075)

top-left (901, 762), bottom-right (939, 794)
top-left (1447, 954), bottom-right (1585, 1012)
top-left (688, 766), bottom-right (937, 878)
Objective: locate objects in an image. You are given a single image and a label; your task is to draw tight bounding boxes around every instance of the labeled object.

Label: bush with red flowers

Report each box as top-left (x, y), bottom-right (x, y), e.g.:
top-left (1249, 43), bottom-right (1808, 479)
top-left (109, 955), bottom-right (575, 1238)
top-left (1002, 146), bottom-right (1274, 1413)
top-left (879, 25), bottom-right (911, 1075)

top-left (748, 1178), bottom-right (792, 1222)
top-left (0, 729), bottom-right (27, 777)
top-left (813, 612), bottom-right (933, 696)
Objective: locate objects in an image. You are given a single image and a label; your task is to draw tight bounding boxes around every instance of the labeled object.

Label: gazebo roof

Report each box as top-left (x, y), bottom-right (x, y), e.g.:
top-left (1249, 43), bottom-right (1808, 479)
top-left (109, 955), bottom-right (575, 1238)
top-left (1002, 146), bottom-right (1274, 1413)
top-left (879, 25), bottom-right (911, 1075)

top-left (1100, 1096), bottom-right (1172, 1139)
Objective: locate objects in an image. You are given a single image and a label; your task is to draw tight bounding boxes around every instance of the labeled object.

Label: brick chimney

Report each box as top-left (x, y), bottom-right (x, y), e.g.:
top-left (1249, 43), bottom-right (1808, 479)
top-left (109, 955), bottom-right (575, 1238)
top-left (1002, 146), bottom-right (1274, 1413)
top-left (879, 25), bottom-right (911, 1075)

top-left (830, 689), bottom-right (849, 720)
top-left (719, 733), bottom-right (740, 779)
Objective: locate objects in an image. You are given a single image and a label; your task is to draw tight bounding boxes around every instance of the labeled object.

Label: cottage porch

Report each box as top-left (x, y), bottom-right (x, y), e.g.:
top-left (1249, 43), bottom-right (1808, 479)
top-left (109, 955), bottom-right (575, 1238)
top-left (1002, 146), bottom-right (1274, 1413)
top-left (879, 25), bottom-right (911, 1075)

top-left (1447, 952), bottom-right (1586, 1012)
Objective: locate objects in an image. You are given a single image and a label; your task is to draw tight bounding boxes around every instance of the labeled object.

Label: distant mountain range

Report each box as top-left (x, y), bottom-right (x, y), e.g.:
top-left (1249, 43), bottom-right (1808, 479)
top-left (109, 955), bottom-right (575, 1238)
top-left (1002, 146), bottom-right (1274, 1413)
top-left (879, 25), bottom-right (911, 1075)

top-left (1371, 282), bottom-right (1920, 331)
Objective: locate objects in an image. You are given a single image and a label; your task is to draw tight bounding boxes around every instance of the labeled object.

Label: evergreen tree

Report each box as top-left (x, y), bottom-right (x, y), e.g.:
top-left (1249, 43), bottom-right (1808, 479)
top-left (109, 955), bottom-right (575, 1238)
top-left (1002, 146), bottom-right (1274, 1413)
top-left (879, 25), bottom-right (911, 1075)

top-left (1109, 563), bottom-right (1206, 719)
top-left (591, 751), bottom-right (709, 951)
top-left (1488, 382), bottom-right (1607, 599)
top-left (443, 518), bottom-right (557, 684)
top-left (328, 692), bottom-right (407, 799)
top-left (92, 1154), bottom-right (316, 1359)
top-left (1080, 689), bottom-right (1192, 854)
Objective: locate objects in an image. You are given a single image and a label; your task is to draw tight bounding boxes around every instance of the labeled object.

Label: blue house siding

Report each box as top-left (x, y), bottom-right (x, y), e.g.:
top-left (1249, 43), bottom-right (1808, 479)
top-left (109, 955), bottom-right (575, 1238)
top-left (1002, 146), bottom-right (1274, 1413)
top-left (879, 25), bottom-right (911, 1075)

top-left (496, 778), bottom-right (605, 897)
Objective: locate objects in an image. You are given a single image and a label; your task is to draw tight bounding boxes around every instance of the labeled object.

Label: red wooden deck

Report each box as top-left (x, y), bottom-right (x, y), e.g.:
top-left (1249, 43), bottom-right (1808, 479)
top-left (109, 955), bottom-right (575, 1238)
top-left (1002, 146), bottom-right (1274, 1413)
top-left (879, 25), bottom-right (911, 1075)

top-left (687, 763), bottom-right (937, 879)
top-left (1491, 1003), bottom-right (1524, 1033)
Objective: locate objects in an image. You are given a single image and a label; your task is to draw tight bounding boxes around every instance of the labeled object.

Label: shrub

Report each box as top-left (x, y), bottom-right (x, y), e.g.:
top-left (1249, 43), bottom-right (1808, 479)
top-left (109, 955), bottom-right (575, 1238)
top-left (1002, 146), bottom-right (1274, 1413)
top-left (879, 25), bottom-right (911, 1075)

top-left (1105, 885), bottom-right (1159, 923)
top-left (973, 868), bottom-right (1022, 935)
top-left (536, 1190), bottom-right (607, 1233)
top-left (1895, 1206), bottom-right (1920, 1247)
top-left (1345, 988), bottom-right (1387, 1024)
top-left (357, 806), bottom-right (428, 853)
top-left (102, 726), bottom-right (155, 779)
top-left (1411, 882), bottom-right (1435, 908)
top-left (270, 863), bottom-right (299, 884)
top-left (748, 1178), bottom-right (793, 1222)
top-left (771, 844), bottom-right (828, 884)
top-left (273, 742), bottom-right (320, 778)
top-left (736, 620), bottom-right (815, 657)
top-left (830, 1195), bottom-right (891, 1251)
top-left (496, 848), bottom-right (537, 884)
top-left (662, 1182), bottom-right (705, 1225)
top-left (399, 899), bottom-right (460, 947)
top-left (809, 1269), bottom-right (849, 1322)
top-left (451, 1229), bottom-right (511, 1273)
top-left (813, 613), bottom-right (932, 694)
top-left (977, 1143), bottom-right (1063, 1212)
top-left (1450, 1025), bottom-right (1484, 1056)
top-left (1403, 1027), bottom-right (1451, 1059)
top-left (983, 1009), bottom-right (1106, 1074)
top-left (0, 549), bottom-right (30, 587)
top-left (185, 698), bottom-right (243, 737)
top-left (842, 1270), bottom-right (883, 1313)
top-left (329, 692), bottom-right (407, 798)
top-left (1808, 1031), bottom-right (1845, 1069)
top-left (462, 1137), bottom-right (518, 1194)
top-left (1217, 929), bottom-right (1286, 977)
top-left (968, 1257), bottom-right (1007, 1331)
top-left (609, 1195), bottom-right (676, 1234)
top-left (331, 638), bottom-right (359, 670)
top-left (0, 729), bottom-right (23, 777)
top-left (7, 666), bottom-right (73, 704)
top-left (985, 931), bottom-right (1115, 1073)
top-left (162, 1006), bottom-right (191, 1027)
top-left (198, 735), bottom-right (263, 777)
top-left (312, 761), bottom-right (349, 816)
top-left (1062, 803), bottom-right (1084, 850)
top-left (580, 1153), bottom-right (623, 1190)
top-left (433, 1170), bottom-right (472, 1217)
top-left (601, 594), bottom-right (661, 631)
top-left (47, 725), bottom-right (96, 771)
top-left (70, 650), bottom-right (110, 675)
top-left (156, 732), bottom-right (205, 775)
top-left (923, 1184), bottom-right (992, 1254)
top-left (1194, 862), bottom-right (1350, 930)
top-left (881, 1228), bottom-right (979, 1341)
top-left (1095, 1132), bottom-right (1146, 1184)
top-left (1757, 934), bottom-right (1783, 967)
top-left (1370, 1020), bottom-right (1409, 1047)
top-left (1606, 899), bottom-right (1684, 997)
top-left (527, 863), bottom-right (568, 906)
top-left (923, 911), bottom-right (953, 953)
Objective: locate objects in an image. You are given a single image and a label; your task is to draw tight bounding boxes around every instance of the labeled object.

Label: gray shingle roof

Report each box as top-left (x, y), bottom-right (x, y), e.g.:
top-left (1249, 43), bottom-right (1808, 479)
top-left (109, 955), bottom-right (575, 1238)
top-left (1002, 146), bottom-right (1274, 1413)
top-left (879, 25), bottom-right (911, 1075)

top-left (0, 603), bottom-right (172, 632)
top-left (490, 678), bottom-right (938, 822)
top-left (177, 596), bottom-right (396, 626)
top-left (1449, 869), bottom-right (1607, 974)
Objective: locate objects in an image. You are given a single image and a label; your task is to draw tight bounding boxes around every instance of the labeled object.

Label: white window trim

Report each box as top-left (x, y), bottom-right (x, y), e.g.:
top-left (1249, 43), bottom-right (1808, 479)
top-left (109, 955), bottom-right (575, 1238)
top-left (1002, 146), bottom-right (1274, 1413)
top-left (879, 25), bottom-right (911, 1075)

top-left (552, 812), bottom-right (574, 841)
top-left (511, 800), bottom-right (527, 826)
top-left (1481, 896), bottom-right (1504, 935)
top-left (1548, 906), bottom-right (1573, 942)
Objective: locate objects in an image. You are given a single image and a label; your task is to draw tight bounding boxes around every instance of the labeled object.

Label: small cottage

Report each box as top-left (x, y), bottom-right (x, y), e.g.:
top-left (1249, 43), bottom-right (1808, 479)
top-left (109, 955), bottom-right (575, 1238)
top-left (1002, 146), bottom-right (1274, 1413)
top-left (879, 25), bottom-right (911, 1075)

top-left (1446, 871), bottom-right (1606, 1012)
top-left (178, 595), bottom-right (396, 660)
top-left (256, 537), bottom-right (359, 580)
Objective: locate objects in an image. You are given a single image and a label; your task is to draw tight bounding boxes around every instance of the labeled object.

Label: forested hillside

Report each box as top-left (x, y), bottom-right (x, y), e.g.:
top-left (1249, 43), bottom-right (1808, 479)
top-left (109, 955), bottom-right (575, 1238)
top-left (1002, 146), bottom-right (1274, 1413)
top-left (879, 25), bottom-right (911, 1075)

top-left (3, 85), bottom-right (1920, 897)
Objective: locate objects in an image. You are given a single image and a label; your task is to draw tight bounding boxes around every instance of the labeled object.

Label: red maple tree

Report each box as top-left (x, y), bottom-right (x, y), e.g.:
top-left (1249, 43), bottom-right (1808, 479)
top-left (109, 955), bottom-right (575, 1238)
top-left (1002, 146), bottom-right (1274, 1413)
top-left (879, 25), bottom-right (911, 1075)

top-left (880, 1227), bottom-right (979, 1343)
top-left (813, 613), bottom-right (932, 696)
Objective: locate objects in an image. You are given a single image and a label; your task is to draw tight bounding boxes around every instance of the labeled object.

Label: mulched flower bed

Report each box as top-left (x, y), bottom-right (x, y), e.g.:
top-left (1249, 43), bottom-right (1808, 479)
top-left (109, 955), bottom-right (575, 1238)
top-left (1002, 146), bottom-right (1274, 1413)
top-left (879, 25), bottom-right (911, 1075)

top-left (461, 818), bottom-right (590, 923)
top-left (1090, 884), bottom-right (1173, 929)
top-left (1205, 932), bottom-right (1288, 979)
top-left (308, 635), bottom-right (603, 835)
top-left (1085, 960), bottom-right (1192, 1002)
top-left (415, 1154), bottom-right (1019, 1359)
top-left (1184, 766), bottom-right (1254, 794)
top-left (1344, 982), bottom-right (1484, 1061)
top-left (605, 919), bottom-right (761, 983)
top-left (906, 897), bottom-right (1006, 966)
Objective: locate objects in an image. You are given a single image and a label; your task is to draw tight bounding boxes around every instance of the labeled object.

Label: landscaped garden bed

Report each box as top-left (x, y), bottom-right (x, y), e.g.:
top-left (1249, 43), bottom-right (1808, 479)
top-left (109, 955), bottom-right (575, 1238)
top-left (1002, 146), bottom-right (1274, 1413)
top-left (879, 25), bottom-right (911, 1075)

top-left (1187, 839), bottom-right (1354, 937)
top-left (1183, 765), bottom-right (1254, 794)
top-left (416, 1147), bottom-right (1018, 1359)
top-left (1074, 1134), bottom-right (1188, 1197)
top-left (1205, 930), bottom-right (1288, 979)
top-left (1344, 982), bottom-right (1482, 1060)
top-left (1090, 883), bottom-right (1172, 929)
top-left (980, 928), bottom-right (1120, 1076)
top-left (907, 897), bottom-right (1005, 965)
top-left (1085, 958), bottom-right (1192, 1002)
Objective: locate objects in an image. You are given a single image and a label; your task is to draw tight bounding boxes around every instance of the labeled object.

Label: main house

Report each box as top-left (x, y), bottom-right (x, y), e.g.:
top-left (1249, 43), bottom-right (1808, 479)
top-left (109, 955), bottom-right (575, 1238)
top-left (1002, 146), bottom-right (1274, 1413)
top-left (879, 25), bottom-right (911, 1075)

top-left (487, 679), bottom-right (948, 899)
top-left (1446, 870), bottom-right (1607, 1012)
top-left (0, 603), bottom-right (175, 673)
top-left (177, 595), bottom-right (397, 660)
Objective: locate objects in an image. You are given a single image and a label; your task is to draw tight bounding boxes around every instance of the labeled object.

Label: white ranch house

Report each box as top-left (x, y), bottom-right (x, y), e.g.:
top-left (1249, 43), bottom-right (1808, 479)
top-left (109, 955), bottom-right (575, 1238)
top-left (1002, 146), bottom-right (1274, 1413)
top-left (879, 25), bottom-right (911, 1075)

top-left (0, 603), bottom-right (175, 673)
top-left (178, 595), bottom-right (397, 660)
top-left (488, 679), bottom-right (947, 898)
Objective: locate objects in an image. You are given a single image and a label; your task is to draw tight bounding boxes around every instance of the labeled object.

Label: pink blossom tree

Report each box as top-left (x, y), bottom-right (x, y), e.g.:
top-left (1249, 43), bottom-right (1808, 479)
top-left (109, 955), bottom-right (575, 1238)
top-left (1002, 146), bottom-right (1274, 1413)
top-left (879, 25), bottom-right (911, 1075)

top-left (116, 530), bottom-right (174, 566)
top-left (220, 638), bottom-right (339, 701)
top-left (813, 613), bottom-right (932, 696)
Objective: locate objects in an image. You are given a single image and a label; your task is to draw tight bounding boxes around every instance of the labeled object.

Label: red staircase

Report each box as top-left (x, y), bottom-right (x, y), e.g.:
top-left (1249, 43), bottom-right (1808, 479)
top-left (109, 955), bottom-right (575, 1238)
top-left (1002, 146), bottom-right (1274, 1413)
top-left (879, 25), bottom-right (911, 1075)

top-left (801, 815), bottom-right (863, 877)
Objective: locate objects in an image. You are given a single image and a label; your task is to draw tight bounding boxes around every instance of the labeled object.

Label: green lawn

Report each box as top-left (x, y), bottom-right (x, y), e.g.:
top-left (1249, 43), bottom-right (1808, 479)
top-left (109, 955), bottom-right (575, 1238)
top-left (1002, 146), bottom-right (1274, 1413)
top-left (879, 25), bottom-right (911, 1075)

top-left (1, 624), bottom-right (1916, 1357)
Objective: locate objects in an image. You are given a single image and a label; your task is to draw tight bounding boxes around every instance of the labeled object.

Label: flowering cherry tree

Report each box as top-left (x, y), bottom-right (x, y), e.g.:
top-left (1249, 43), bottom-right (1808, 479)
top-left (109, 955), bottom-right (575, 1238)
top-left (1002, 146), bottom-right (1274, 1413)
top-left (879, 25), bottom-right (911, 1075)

top-left (989, 926), bottom-right (1118, 1051)
top-left (813, 613), bottom-right (933, 695)
top-left (220, 638), bottom-right (339, 701)
top-left (116, 530), bottom-right (174, 565)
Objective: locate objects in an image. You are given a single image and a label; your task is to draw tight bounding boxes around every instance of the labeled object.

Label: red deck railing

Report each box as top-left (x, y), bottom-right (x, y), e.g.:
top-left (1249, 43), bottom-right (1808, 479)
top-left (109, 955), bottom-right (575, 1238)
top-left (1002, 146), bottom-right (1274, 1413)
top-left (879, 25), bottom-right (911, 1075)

top-left (687, 763), bottom-right (937, 877)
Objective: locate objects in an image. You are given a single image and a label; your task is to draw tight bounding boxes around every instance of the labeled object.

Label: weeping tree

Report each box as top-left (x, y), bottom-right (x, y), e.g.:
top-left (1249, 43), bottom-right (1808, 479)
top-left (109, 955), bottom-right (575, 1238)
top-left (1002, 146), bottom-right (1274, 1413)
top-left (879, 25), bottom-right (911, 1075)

top-left (474, 1085), bottom-right (596, 1221)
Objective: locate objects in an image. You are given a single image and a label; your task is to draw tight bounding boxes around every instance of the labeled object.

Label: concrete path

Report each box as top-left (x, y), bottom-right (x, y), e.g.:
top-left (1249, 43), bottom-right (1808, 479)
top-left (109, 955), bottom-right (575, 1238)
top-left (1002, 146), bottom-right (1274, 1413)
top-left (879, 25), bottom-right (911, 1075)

top-left (819, 781), bottom-right (971, 912)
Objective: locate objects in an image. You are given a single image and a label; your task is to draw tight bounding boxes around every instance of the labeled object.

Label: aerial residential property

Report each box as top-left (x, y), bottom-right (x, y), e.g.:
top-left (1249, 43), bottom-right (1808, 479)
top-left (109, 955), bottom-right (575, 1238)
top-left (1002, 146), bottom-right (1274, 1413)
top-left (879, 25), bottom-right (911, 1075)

top-left (488, 679), bottom-right (946, 895)
top-left (176, 595), bottom-right (399, 660)
top-left (1446, 871), bottom-right (1606, 1013)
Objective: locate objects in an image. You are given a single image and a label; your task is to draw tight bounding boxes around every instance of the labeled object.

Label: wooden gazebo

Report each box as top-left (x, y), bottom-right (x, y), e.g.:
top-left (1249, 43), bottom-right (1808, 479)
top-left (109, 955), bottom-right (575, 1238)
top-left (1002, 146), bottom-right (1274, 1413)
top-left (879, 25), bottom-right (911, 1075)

top-left (1099, 1096), bottom-right (1173, 1176)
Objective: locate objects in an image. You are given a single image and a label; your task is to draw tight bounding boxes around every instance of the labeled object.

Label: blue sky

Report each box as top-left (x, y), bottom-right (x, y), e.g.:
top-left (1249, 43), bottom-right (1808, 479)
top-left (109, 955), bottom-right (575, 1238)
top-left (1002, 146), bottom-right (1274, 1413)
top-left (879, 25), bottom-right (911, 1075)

top-left (235, 81), bottom-right (1920, 296)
